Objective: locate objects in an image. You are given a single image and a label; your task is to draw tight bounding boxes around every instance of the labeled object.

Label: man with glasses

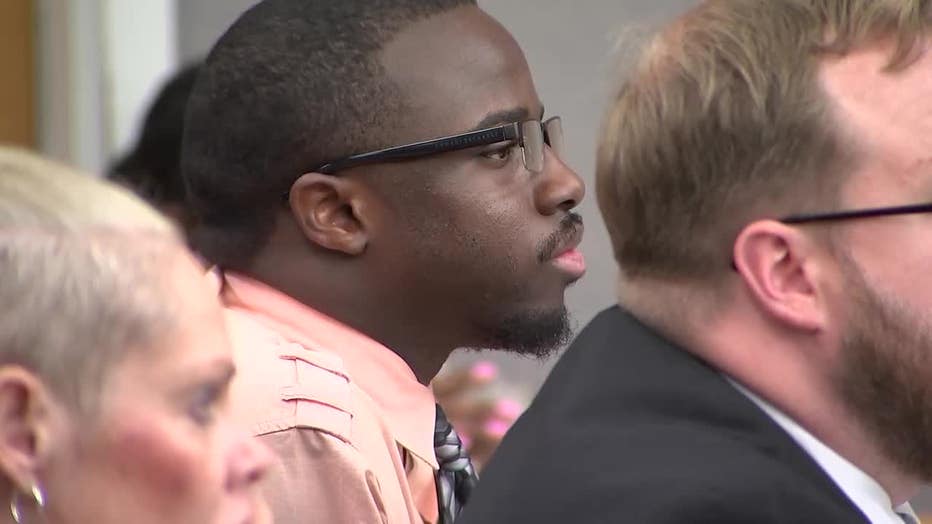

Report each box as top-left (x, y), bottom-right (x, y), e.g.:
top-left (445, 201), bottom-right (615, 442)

top-left (181, 1), bottom-right (584, 523)
top-left (463, 1), bottom-right (930, 523)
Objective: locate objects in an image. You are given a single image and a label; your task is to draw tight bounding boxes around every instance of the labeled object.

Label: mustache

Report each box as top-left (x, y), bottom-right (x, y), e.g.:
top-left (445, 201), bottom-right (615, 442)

top-left (537, 213), bottom-right (584, 262)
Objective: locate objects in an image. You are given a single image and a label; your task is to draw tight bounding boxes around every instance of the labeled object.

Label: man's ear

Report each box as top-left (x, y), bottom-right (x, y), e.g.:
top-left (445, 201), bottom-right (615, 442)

top-left (287, 173), bottom-right (371, 256)
top-left (732, 220), bottom-right (827, 332)
top-left (0, 367), bottom-right (59, 493)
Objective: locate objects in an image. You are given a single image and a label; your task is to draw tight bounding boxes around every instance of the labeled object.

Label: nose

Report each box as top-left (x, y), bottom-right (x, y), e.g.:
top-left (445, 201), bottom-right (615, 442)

top-left (227, 429), bottom-right (273, 490)
top-left (534, 147), bottom-right (585, 215)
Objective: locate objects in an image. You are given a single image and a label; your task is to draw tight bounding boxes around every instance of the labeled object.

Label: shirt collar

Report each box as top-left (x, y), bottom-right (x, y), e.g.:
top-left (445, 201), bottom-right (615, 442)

top-left (727, 377), bottom-right (919, 524)
top-left (219, 270), bottom-right (439, 468)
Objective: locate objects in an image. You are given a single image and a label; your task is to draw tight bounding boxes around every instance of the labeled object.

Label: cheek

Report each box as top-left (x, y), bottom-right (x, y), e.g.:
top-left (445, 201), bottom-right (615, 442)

top-left (428, 193), bottom-right (534, 256)
top-left (847, 221), bottom-right (932, 293)
top-left (388, 182), bottom-right (542, 292)
top-left (417, 207), bottom-right (527, 276)
top-left (462, 204), bottom-right (537, 279)
top-left (103, 419), bottom-right (221, 515)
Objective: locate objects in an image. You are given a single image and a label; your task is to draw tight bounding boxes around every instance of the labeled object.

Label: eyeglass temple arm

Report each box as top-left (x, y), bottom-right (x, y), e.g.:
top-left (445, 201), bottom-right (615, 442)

top-left (318, 125), bottom-right (519, 174)
top-left (780, 203), bottom-right (932, 224)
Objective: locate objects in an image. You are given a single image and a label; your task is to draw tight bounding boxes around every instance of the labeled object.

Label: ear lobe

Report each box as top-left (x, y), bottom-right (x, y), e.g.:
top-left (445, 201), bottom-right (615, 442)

top-left (733, 221), bottom-right (825, 332)
top-left (288, 173), bottom-right (369, 256)
top-left (0, 367), bottom-right (55, 493)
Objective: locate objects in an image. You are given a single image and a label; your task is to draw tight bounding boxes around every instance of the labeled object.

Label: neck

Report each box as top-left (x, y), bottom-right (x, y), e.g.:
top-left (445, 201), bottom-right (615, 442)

top-left (691, 300), bottom-right (921, 505)
top-left (729, 355), bottom-right (921, 504)
top-left (621, 278), bottom-right (921, 505)
top-left (299, 289), bottom-right (455, 385)
top-left (244, 226), bottom-right (456, 385)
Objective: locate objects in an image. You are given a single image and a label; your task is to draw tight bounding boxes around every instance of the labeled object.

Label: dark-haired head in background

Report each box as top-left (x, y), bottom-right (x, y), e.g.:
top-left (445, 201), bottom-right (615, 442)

top-left (108, 62), bottom-right (200, 229)
top-left (182, 0), bottom-right (585, 521)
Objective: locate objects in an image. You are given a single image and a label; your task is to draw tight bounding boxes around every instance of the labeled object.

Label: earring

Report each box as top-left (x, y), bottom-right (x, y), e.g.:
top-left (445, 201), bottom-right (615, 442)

top-left (9, 483), bottom-right (45, 523)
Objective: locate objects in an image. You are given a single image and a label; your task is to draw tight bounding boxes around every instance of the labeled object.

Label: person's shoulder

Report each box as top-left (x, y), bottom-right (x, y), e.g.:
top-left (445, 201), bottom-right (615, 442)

top-left (621, 453), bottom-right (866, 524)
top-left (469, 423), bottom-right (858, 524)
top-left (224, 308), bottom-right (360, 442)
top-left (575, 421), bottom-right (815, 487)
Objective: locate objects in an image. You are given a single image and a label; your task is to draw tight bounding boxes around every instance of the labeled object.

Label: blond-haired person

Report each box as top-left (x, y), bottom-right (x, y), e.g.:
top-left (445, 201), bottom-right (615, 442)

top-left (0, 149), bottom-right (272, 523)
top-left (465, 1), bottom-right (931, 523)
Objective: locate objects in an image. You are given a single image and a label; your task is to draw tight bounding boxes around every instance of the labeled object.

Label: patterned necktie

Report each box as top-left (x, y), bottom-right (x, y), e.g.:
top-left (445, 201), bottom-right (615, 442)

top-left (434, 404), bottom-right (479, 524)
top-left (896, 510), bottom-right (919, 524)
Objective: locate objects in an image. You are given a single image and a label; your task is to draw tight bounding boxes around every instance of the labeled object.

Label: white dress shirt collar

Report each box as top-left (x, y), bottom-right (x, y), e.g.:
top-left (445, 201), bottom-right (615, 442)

top-left (726, 377), bottom-right (919, 524)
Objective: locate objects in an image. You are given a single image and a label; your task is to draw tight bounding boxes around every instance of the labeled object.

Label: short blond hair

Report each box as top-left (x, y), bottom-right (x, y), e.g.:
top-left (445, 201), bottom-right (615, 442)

top-left (0, 146), bottom-right (176, 234)
top-left (597, 0), bottom-right (930, 281)
top-left (0, 229), bottom-right (189, 411)
top-left (0, 147), bottom-right (183, 411)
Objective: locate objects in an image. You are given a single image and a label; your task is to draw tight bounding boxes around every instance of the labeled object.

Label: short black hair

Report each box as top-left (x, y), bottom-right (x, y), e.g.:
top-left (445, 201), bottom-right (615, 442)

top-left (182, 0), bottom-right (476, 269)
top-left (109, 62), bottom-right (201, 206)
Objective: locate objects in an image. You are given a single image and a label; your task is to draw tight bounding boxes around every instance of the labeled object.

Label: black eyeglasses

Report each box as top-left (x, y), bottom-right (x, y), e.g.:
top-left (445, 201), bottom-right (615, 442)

top-left (313, 116), bottom-right (564, 175)
top-left (730, 202), bottom-right (932, 270)
top-left (779, 202), bottom-right (932, 224)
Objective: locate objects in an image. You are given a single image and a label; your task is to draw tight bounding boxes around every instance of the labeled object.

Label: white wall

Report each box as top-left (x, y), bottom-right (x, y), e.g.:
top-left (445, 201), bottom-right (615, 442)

top-left (34, 0), bottom-right (177, 173)
top-left (102, 0), bottom-right (179, 156)
top-left (35, 0), bottom-right (106, 171)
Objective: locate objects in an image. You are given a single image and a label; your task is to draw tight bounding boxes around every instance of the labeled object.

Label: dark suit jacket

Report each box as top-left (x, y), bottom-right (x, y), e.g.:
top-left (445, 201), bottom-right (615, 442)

top-left (460, 306), bottom-right (870, 523)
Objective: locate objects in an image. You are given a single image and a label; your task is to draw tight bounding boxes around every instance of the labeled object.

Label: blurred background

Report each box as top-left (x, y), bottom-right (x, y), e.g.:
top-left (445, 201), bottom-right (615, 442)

top-left (3, 0), bottom-right (932, 512)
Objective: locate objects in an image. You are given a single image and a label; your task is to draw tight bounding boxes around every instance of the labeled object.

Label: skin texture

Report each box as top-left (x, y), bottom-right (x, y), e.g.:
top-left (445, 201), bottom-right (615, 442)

top-left (0, 247), bottom-right (271, 524)
top-left (249, 5), bottom-right (586, 384)
top-left (673, 38), bottom-right (932, 507)
top-left (821, 38), bottom-right (932, 498)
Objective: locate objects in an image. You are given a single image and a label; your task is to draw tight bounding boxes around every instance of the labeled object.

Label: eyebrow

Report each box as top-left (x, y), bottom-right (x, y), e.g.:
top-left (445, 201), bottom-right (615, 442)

top-left (471, 105), bottom-right (545, 132)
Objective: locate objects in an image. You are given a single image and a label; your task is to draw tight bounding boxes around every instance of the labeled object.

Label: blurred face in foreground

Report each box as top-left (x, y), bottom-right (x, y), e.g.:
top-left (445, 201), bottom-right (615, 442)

top-left (0, 242), bottom-right (272, 524)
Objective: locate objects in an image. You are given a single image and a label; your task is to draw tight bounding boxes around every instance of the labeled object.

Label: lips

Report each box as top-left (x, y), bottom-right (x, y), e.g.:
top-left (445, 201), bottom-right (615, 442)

top-left (551, 247), bottom-right (586, 279)
top-left (546, 222), bottom-right (586, 279)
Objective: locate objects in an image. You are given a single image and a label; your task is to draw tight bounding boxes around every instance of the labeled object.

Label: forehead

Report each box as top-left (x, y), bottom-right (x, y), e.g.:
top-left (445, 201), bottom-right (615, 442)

top-left (114, 256), bottom-right (232, 387)
top-left (380, 5), bottom-right (542, 140)
top-left (820, 40), bottom-right (932, 198)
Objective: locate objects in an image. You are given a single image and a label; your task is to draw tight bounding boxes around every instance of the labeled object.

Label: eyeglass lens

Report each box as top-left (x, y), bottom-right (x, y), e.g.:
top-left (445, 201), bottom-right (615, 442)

top-left (519, 118), bottom-right (564, 172)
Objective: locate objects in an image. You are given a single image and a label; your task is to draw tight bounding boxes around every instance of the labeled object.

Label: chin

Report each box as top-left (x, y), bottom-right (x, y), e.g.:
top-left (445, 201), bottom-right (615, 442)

top-left (474, 304), bottom-right (572, 358)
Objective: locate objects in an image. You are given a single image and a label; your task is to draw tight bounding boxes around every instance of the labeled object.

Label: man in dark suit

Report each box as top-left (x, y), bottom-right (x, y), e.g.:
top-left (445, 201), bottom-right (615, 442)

top-left (462, 0), bottom-right (932, 522)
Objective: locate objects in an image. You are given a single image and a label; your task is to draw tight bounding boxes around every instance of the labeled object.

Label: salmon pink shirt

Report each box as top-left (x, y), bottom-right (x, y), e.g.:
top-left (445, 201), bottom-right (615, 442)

top-left (219, 271), bottom-right (440, 524)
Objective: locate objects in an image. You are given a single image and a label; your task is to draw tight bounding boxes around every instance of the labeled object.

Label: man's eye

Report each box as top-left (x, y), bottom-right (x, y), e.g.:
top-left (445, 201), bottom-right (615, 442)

top-left (481, 145), bottom-right (517, 162)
